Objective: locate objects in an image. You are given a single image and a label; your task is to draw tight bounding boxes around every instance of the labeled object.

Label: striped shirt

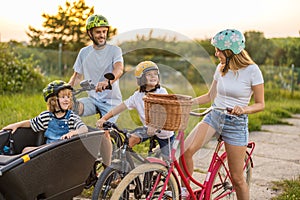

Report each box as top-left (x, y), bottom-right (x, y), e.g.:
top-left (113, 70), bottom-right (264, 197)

top-left (30, 110), bottom-right (85, 132)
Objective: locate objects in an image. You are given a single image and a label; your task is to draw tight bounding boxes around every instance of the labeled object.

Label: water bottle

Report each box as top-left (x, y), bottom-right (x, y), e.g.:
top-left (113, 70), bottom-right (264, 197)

top-left (2, 146), bottom-right (10, 155)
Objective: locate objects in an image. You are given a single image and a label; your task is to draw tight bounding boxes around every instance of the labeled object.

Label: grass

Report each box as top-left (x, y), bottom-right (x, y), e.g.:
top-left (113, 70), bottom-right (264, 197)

top-left (1, 89), bottom-right (300, 199)
top-left (271, 176), bottom-right (300, 200)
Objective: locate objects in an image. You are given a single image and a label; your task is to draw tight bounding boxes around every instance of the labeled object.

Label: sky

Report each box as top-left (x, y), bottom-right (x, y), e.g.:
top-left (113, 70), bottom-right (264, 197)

top-left (0, 0), bottom-right (299, 42)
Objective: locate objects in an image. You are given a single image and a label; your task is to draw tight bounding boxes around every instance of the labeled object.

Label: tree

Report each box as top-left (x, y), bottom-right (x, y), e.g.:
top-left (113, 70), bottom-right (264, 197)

top-left (26, 0), bottom-right (94, 51)
top-left (244, 31), bottom-right (272, 65)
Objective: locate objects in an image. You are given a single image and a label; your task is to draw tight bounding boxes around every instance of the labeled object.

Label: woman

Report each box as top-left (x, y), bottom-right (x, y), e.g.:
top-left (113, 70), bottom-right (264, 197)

top-left (182, 29), bottom-right (264, 199)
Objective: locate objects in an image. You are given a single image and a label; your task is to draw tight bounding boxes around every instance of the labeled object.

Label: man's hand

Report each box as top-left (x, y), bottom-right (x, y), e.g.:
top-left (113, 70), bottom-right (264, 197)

top-left (96, 80), bottom-right (109, 92)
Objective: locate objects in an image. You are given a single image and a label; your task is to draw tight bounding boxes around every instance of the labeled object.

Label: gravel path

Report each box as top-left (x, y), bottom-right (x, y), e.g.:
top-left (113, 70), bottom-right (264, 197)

top-left (248, 114), bottom-right (300, 199)
top-left (192, 114), bottom-right (300, 200)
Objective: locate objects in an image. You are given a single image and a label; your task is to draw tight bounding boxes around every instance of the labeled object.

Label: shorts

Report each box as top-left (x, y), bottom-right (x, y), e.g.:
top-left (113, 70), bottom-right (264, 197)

top-left (134, 130), bottom-right (174, 157)
top-left (79, 97), bottom-right (119, 122)
top-left (203, 109), bottom-right (249, 146)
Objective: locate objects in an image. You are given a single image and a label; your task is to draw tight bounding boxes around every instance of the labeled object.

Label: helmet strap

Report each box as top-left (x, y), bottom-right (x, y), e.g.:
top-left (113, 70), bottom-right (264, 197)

top-left (55, 97), bottom-right (67, 113)
top-left (222, 51), bottom-right (234, 73)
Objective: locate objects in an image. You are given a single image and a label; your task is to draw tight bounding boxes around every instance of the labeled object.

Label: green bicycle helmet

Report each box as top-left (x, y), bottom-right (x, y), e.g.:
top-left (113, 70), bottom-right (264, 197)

top-left (43, 80), bottom-right (73, 102)
top-left (135, 61), bottom-right (160, 86)
top-left (211, 29), bottom-right (245, 54)
top-left (86, 14), bottom-right (110, 30)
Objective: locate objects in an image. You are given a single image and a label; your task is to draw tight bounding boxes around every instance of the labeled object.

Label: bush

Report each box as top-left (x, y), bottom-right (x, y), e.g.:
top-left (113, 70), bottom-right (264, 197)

top-left (0, 43), bottom-right (45, 94)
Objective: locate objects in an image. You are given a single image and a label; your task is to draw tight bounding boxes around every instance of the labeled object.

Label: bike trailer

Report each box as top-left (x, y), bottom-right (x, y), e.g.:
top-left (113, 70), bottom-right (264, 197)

top-left (0, 127), bottom-right (103, 200)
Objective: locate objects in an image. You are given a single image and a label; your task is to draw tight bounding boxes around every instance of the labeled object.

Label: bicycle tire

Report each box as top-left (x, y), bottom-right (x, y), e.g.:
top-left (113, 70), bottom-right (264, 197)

top-left (92, 165), bottom-right (123, 200)
top-left (206, 153), bottom-right (252, 199)
top-left (85, 130), bottom-right (124, 189)
top-left (111, 163), bottom-right (180, 200)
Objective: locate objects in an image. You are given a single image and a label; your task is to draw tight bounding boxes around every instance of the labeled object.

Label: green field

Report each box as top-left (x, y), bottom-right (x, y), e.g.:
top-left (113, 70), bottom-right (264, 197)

top-left (1, 88), bottom-right (300, 199)
top-left (1, 88), bottom-right (300, 130)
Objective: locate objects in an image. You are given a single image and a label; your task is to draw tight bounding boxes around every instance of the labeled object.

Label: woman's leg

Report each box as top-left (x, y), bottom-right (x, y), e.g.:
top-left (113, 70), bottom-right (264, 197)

top-left (181, 122), bottom-right (215, 180)
top-left (225, 143), bottom-right (249, 200)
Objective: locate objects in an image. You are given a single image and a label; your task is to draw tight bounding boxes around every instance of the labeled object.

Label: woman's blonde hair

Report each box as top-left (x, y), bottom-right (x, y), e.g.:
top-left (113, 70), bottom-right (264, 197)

top-left (220, 49), bottom-right (255, 76)
top-left (46, 89), bottom-right (73, 112)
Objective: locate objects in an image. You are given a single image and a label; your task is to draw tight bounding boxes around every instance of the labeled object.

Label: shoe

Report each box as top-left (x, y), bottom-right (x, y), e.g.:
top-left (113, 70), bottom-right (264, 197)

top-left (164, 187), bottom-right (188, 199)
top-left (181, 187), bottom-right (188, 199)
top-left (164, 190), bottom-right (172, 197)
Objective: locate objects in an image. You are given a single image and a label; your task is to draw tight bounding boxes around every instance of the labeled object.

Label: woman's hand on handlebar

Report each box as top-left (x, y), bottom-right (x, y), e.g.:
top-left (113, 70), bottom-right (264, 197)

top-left (230, 105), bottom-right (245, 116)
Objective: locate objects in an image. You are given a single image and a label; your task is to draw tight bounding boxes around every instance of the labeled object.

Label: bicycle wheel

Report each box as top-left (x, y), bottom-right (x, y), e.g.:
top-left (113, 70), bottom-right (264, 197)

top-left (92, 165), bottom-right (123, 200)
top-left (111, 163), bottom-right (180, 200)
top-left (85, 130), bottom-right (124, 189)
top-left (206, 153), bottom-right (252, 199)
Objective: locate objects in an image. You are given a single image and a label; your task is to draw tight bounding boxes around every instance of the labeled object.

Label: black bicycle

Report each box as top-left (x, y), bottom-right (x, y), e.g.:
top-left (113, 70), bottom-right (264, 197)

top-left (91, 121), bottom-right (160, 200)
top-left (72, 73), bottom-right (125, 189)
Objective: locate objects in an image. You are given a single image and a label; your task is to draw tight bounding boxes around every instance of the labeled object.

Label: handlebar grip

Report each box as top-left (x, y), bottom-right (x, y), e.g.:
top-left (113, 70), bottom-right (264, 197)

top-left (105, 84), bottom-right (112, 90)
top-left (102, 121), bottom-right (124, 133)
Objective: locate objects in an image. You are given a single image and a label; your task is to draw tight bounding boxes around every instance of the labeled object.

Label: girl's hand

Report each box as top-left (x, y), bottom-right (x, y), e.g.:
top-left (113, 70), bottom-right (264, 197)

top-left (96, 118), bottom-right (106, 129)
top-left (147, 126), bottom-right (157, 136)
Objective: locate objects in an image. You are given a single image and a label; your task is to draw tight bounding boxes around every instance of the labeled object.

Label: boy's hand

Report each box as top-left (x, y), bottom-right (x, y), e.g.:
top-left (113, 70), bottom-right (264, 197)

top-left (2, 124), bottom-right (18, 133)
top-left (61, 131), bottom-right (76, 140)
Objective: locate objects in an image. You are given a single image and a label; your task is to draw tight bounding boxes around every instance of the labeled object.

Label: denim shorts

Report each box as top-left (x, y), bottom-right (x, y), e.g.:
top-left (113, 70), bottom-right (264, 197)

top-left (135, 131), bottom-right (174, 157)
top-left (79, 97), bottom-right (119, 122)
top-left (203, 109), bottom-right (249, 146)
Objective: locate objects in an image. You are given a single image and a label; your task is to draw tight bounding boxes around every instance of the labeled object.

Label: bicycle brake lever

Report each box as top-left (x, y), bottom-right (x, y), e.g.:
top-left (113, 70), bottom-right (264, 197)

top-left (226, 107), bottom-right (233, 113)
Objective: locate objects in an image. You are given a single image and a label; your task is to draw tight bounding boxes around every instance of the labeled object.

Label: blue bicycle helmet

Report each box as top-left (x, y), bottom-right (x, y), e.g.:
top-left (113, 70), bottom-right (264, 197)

top-left (211, 29), bottom-right (245, 54)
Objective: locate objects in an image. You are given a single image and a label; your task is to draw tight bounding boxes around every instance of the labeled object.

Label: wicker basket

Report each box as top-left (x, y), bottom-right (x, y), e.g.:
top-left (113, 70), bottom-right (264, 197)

top-left (143, 93), bottom-right (192, 131)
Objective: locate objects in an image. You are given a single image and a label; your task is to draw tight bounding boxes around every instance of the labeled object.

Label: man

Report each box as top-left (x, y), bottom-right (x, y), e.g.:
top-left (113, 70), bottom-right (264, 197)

top-left (69, 14), bottom-right (124, 184)
top-left (69, 14), bottom-right (124, 122)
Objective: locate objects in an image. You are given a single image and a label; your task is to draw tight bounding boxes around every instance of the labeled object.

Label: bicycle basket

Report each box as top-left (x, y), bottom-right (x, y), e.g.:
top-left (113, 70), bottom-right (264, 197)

top-left (143, 93), bottom-right (192, 131)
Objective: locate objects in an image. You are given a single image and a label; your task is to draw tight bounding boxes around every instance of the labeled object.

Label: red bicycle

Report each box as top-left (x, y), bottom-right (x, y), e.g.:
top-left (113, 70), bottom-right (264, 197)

top-left (111, 106), bottom-right (255, 199)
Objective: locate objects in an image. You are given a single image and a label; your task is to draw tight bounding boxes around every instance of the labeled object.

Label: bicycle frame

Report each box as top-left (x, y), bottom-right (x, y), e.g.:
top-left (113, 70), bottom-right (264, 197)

top-left (91, 123), bottom-right (162, 199)
top-left (158, 129), bottom-right (255, 200)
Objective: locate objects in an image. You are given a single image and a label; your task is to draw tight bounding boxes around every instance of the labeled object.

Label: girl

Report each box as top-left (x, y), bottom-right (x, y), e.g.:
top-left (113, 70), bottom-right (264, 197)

top-left (96, 61), bottom-right (174, 157)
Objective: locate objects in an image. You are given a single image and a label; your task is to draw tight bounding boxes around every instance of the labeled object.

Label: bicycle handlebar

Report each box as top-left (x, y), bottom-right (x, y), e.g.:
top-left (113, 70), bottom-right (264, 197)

top-left (72, 73), bottom-right (115, 95)
top-left (102, 121), bottom-right (148, 139)
top-left (102, 121), bottom-right (125, 134)
top-left (190, 107), bottom-right (233, 117)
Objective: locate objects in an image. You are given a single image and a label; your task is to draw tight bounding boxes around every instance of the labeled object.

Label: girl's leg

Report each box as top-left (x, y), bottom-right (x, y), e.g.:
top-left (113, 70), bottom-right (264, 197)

top-left (128, 134), bottom-right (141, 148)
top-left (99, 132), bottom-right (112, 166)
top-left (156, 135), bottom-right (174, 158)
top-left (181, 122), bottom-right (215, 180)
top-left (224, 143), bottom-right (249, 200)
